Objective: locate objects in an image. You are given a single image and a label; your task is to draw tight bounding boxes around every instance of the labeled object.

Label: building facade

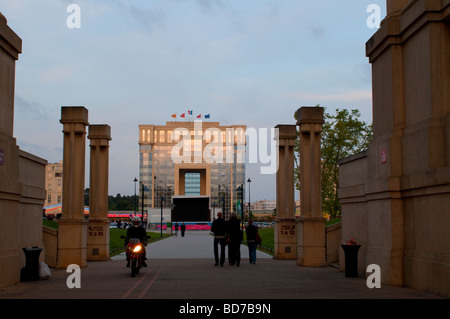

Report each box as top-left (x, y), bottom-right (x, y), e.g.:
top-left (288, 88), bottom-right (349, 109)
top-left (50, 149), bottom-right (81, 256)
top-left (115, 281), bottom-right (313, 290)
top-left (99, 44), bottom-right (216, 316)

top-left (44, 161), bottom-right (63, 207)
top-left (138, 121), bottom-right (246, 223)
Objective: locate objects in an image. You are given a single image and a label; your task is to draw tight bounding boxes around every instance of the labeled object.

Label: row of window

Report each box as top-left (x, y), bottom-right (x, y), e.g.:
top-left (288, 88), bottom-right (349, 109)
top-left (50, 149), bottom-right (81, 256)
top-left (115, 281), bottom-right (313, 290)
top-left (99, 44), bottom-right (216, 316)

top-left (140, 128), bottom-right (246, 145)
top-left (47, 194), bottom-right (62, 204)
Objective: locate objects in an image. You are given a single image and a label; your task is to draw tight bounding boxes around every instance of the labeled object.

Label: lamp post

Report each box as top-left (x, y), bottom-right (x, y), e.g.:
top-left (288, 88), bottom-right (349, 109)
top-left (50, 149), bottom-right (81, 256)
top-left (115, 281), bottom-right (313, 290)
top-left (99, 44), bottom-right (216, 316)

top-left (141, 183), bottom-right (145, 226)
top-left (247, 178), bottom-right (252, 219)
top-left (160, 194), bottom-right (165, 238)
top-left (236, 184), bottom-right (244, 233)
top-left (134, 177), bottom-right (138, 217)
top-left (212, 202), bottom-right (217, 219)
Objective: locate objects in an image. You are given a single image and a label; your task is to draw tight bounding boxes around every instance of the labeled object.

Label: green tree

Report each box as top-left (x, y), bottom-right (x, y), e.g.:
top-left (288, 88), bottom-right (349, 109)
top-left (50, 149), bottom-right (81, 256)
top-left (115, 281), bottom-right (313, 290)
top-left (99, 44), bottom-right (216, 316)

top-left (294, 106), bottom-right (373, 218)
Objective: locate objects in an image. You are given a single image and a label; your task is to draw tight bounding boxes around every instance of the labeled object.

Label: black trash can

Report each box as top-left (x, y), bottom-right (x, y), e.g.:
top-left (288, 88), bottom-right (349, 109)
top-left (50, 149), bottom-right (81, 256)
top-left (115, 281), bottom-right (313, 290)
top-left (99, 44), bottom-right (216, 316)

top-left (21, 246), bottom-right (42, 281)
top-left (341, 244), bottom-right (361, 278)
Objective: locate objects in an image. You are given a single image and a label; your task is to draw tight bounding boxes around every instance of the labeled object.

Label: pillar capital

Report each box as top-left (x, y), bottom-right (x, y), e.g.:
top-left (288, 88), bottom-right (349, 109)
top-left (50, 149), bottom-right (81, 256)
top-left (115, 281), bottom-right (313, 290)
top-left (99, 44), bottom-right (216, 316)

top-left (88, 124), bottom-right (111, 140)
top-left (295, 106), bottom-right (324, 126)
top-left (60, 106), bottom-right (89, 125)
top-left (386, 0), bottom-right (410, 16)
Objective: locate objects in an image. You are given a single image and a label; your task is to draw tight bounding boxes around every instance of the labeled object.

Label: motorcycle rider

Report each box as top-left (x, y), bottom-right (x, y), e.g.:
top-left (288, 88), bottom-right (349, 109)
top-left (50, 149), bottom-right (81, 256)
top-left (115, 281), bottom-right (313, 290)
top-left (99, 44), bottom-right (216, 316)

top-left (124, 216), bottom-right (148, 267)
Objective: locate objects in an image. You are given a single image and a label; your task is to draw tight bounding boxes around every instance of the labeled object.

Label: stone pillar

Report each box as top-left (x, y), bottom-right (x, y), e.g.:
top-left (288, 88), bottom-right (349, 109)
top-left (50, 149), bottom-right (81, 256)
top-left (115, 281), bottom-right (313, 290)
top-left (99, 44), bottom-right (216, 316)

top-left (296, 107), bottom-right (327, 267)
top-left (274, 125), bottom-right (297, 259)
top-left (56, 107), bottom-right (89, 268)
top-left (386, 0), bottom-right (409, 15)
top-left (87, 125), bottom-right (111, 261)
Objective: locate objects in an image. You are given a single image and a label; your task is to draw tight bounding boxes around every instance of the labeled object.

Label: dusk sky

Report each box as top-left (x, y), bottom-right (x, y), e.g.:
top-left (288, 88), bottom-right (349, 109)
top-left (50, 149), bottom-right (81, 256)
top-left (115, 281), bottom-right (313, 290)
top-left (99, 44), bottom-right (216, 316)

top-left (1, 0), bottom-right (385, 201)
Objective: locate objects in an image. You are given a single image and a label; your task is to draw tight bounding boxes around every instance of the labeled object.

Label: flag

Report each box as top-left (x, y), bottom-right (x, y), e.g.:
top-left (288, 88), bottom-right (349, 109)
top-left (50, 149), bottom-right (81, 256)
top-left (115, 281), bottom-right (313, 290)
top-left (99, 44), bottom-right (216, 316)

top-left (197, 114), bottom-right (201, 118)
top-left (181, 113), bottom-right (185, 118)
top-left (205, 114), bottom-right (210, 119)
top-left (171, 114), bottom-right (176, 118)
top-left (188, 110), bottom-right (193, 115)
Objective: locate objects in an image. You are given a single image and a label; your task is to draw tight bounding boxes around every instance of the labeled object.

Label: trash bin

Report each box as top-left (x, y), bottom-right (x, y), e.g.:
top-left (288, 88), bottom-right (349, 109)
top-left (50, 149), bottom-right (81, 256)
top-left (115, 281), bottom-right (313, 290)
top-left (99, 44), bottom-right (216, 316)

top-left (341, 244), bottom-right (361, 278)
top-left (21, 246), bottom-right (43, 281)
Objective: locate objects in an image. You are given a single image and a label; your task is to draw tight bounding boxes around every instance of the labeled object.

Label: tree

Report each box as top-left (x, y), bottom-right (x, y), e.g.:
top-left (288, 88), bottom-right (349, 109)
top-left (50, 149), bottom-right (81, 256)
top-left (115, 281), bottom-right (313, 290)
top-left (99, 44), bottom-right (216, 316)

top-left (294, 106), bottom-right (373, 218)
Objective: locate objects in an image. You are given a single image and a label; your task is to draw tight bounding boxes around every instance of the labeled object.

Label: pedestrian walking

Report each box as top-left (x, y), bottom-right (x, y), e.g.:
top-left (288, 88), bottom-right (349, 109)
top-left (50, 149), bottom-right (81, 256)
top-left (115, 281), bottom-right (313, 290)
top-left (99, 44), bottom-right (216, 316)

top-left (227, 213), bottom-right (242, 266)
top-left (174, 222), bottom-right (179, 236)
top-left (211, 212), bottom-right (227, 267)
top-left (246, 219), bottom-right (259, 264)
top-left (181, 222), bottom-right (186, 237)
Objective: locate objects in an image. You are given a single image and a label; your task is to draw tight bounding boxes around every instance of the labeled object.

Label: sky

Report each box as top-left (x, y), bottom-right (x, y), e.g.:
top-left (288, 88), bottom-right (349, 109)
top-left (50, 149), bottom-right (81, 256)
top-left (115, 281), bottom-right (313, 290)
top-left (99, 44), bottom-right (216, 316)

top-left (1, 0), bottom-right (386, 201)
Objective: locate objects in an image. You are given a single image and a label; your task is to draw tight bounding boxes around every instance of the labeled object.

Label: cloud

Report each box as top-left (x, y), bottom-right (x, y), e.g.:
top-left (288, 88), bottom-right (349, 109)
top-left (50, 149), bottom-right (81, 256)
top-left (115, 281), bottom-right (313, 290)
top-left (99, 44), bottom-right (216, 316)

top-left (114, 1), bottom-right (167, 34)
top-left (39, 65), bottom-right (76, 83)
top-left (284, 90), bottom-right (372, 103)
top-left (14, 94), bottom-right (55, 120)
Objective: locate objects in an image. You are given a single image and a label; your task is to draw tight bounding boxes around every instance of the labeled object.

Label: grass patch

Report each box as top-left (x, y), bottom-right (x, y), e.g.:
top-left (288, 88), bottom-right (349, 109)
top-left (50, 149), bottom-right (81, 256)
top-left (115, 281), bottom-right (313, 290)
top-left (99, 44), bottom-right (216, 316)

top-left (243, 227), bottom-right (274, 255)
top-left (43, 219), bottom-right (58, 229)
top-left (326, 218), bottom-right (342, 227)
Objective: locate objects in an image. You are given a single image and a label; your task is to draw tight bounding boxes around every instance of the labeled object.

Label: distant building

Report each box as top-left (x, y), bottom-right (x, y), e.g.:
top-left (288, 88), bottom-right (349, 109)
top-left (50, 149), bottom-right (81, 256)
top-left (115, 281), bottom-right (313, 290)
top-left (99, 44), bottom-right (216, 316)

top-left (45, 160), bottom-right (63, 207)
top-left (251, 199), bottom-right (276, 211)
top-left (138, 121), bottom-right (246, 223)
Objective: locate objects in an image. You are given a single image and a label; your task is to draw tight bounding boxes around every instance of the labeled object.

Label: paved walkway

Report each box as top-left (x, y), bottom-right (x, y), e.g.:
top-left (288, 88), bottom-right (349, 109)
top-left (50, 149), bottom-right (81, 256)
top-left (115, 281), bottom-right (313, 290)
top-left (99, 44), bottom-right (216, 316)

top-left (0, 231), bottom-right (442, 301)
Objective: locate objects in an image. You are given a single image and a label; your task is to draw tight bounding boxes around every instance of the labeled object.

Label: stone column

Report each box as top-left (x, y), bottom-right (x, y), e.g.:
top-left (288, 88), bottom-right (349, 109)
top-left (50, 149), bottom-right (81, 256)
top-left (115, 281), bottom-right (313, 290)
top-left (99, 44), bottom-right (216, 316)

top-left (274, 125), bottom-right (297, 259)
top-left (56, 107), bottom-right (89, 268)
top-left (296, 107), bottom-right (327, 267)
top-left (87, 125), bottom-right (111, 261)
top-left (386, 0), bottom-right (409, 15)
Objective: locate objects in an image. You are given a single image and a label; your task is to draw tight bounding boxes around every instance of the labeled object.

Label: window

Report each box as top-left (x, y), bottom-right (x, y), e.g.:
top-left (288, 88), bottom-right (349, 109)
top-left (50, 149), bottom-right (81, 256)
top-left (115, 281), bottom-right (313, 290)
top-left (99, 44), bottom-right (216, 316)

top-left (185, 172), bottom-right (200, 196)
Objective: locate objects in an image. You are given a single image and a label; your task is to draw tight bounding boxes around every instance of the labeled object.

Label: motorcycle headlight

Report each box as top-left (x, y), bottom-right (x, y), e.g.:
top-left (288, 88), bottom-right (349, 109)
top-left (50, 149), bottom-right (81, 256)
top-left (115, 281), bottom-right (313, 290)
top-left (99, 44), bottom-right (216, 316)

top-left (133, 245), bottom-right (142, 253)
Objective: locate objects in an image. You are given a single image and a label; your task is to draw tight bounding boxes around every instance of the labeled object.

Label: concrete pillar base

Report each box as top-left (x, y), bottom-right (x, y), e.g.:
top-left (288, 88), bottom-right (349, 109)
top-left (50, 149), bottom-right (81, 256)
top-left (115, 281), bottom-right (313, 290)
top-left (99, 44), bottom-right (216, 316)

top-left (297, 217), bottom-right (327, 267)
top-left (87, 220), bottom-right (110, 261)
top-left (56, 220), bottom-right (88, 269)
top-left (274, 218), bottom-right (297, 260)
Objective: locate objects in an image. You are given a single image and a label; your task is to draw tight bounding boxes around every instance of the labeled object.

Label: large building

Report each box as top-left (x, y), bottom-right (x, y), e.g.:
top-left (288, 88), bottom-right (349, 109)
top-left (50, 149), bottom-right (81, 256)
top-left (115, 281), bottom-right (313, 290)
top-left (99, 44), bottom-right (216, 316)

top-left (44, 160), bottom-right (63, 207)
top-left (138, 121), bottom-right (246, 223)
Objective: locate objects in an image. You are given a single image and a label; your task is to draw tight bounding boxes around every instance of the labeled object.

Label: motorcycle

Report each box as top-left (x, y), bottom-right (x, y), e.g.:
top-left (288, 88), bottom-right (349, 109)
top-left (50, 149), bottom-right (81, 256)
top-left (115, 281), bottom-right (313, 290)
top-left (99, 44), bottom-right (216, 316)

top-left (121, 235), bottom-right (150, 277)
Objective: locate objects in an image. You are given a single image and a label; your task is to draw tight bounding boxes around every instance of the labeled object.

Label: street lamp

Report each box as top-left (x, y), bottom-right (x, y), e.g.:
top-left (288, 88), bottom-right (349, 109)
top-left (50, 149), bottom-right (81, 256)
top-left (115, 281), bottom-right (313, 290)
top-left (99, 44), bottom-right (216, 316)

top-left (235, 184), bottom-right (244, 233)
top-left (133, 177), bottom-right (138, 217)
top-left (247, 178), bottom-right (252, 219)
top-left (160, 195), bottom-right (165, 238)
top-left (141, 183), bottom-right (146, 226)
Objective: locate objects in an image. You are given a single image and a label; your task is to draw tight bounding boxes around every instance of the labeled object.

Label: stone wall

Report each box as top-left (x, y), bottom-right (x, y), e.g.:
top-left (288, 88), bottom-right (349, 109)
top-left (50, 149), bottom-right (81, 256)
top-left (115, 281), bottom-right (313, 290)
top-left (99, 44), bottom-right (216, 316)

top-left (338, 0), bottom-right (450, 298)
top-left (0, 14), bottom-right (47, 288)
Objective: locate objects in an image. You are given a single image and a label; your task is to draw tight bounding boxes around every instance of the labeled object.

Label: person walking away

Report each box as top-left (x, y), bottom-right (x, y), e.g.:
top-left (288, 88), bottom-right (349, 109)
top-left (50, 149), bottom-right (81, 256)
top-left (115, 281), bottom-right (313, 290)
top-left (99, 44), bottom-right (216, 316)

top-left (211, 212), bottom-right (227, 267)
top-left (174, 222), bottom-right (179, 236)
top-left (246, 219), bottom-right (258, 264)
top-left (227, 213), bottom-right (242, 266)
top-left (181, 222), bottom-right (186, 237)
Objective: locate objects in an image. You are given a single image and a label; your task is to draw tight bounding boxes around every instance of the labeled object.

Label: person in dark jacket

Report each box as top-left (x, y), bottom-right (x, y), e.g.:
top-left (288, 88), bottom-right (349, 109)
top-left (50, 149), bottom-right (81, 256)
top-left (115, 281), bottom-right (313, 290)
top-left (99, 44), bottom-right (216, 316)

top-left (180, 222), bottom-right (186, 237)
top-left (211, 212), bottom-right (227, 266)
top-left (245, 219), bottom-right (258, 264)
top-left (227, 213), bottom-right (243, 266)
top-left (125, 216), bottom-right (148, 267)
